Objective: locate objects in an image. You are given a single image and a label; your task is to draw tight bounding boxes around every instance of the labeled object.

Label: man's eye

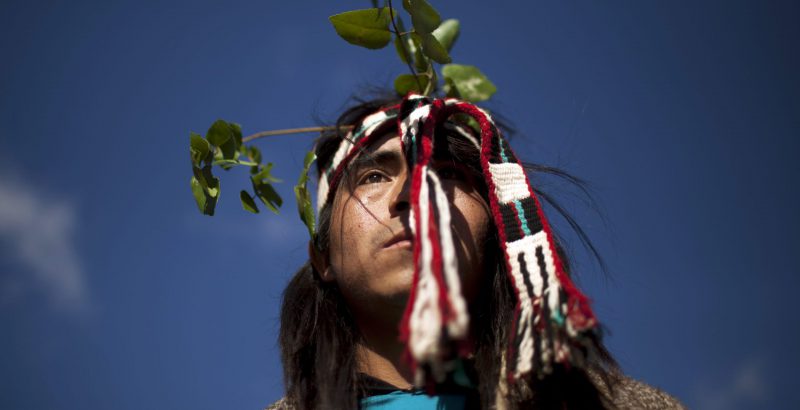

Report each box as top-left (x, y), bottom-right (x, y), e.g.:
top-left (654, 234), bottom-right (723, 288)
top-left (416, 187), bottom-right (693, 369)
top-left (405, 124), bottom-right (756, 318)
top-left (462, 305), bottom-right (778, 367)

top-left (359, 171), bottom-right (388, 185)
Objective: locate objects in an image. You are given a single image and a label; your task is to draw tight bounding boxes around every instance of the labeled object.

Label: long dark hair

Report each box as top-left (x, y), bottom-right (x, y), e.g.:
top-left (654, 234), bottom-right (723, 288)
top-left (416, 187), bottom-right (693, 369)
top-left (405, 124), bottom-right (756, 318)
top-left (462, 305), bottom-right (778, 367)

top-left (279, 96), bottom-right (620, 409)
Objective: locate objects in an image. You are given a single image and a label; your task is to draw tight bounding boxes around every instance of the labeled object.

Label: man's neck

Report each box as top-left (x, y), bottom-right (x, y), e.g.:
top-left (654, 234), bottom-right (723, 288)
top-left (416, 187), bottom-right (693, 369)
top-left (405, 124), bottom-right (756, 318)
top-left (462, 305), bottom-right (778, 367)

top-left (356, 326), bottom-right (415, 390)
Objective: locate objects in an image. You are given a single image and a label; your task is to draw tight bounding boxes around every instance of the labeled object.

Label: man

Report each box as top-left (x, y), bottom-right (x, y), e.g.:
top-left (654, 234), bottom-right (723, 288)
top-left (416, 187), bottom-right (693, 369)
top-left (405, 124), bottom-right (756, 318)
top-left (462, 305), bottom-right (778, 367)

top-left (272, 95), bottom-right (684, 409)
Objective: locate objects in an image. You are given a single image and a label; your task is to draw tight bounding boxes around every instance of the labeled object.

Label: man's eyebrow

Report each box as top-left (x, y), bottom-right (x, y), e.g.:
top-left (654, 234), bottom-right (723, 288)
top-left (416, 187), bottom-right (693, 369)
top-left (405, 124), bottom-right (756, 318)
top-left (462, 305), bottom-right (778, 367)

top-left (347, 150), bottom-right (404, 173)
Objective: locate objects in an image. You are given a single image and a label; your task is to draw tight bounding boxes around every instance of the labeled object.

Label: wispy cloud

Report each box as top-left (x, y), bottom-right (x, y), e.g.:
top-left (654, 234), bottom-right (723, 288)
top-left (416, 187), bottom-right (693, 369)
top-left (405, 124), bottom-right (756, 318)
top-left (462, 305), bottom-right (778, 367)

top-left (696, 356), bottom-right (768, 410)
top-left (0, 174), bottom-right (88, 312)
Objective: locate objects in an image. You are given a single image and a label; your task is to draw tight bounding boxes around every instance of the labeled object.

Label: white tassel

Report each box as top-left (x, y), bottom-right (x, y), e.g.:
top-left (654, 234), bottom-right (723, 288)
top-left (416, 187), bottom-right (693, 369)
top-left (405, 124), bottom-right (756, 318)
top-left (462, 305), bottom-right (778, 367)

top-left (408, 165), bottom-right (442, 370)
top-left (504, 237), bottom-right (540, 377)
top-left (427, 169), bottom-right (469, 339)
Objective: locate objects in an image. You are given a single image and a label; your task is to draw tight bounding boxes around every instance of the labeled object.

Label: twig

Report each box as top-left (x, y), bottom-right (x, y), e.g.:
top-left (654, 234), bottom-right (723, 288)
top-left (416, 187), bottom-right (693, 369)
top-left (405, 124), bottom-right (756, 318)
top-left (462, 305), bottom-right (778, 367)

top-left (387, 0), bottom-right (423, 92)
top-left (242, 125), bottom-right (353, 143)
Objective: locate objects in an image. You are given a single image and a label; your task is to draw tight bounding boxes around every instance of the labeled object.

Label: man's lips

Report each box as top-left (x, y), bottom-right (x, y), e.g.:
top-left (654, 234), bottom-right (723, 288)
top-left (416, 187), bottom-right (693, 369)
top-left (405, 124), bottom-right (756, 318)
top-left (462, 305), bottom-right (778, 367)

top-left (383, 233), bottom-right (413, 248)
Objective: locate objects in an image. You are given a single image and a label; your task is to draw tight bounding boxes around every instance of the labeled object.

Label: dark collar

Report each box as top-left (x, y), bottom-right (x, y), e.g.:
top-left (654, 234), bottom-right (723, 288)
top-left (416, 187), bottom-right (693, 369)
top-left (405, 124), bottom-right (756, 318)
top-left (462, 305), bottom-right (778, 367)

top-left (357, 373), bottom-right (480, 405)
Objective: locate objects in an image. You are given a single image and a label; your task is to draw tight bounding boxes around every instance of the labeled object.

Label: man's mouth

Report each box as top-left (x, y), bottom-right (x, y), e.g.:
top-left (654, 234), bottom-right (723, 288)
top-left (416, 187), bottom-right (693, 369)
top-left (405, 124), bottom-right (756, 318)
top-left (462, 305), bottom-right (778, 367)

top-left (383, 233), bottom-right (413, 249)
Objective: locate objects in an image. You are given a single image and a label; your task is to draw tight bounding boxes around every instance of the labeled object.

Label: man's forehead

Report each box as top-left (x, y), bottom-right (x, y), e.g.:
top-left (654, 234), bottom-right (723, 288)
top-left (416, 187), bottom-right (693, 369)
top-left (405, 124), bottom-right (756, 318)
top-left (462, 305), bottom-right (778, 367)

top-left (349, 127), bottom-right (469, 168)
top-left (359, 132), bottom-right (402, 155)
top-left (347, 133), bottom-right (404, 170)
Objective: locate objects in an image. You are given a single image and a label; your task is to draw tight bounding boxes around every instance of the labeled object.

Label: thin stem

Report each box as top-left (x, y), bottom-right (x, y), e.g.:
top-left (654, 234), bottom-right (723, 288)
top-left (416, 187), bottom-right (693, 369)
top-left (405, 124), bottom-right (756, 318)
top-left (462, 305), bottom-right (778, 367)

top-left (242, 125), bottom-right (353, 143)
top-left (424, 62), bottom-right (436, 95)
top-left (388, 0), bottom-right (423, 92)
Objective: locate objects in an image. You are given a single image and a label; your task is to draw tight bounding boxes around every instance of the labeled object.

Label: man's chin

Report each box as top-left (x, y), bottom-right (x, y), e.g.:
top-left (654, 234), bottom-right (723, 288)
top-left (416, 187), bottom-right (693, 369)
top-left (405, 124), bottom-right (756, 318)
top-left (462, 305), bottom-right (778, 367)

top-left (364, 285), bottom-right (411, 322)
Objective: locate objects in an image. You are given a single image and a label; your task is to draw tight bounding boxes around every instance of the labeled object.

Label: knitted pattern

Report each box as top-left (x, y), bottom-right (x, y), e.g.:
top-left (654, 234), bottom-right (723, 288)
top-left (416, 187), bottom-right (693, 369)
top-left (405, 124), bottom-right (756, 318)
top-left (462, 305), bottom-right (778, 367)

top-left (317, 94), bottom-right (599, 387)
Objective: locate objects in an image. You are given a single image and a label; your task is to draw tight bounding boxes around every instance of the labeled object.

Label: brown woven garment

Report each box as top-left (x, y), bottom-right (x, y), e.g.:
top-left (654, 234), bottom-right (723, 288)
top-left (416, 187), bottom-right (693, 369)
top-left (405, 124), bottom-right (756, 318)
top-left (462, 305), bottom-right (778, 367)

top-left (590, 372), bottom-right (687, 410)
top-left (264, 373), bottom-right (686, 410)
top-left (264, 398), bottom-right (290, 410)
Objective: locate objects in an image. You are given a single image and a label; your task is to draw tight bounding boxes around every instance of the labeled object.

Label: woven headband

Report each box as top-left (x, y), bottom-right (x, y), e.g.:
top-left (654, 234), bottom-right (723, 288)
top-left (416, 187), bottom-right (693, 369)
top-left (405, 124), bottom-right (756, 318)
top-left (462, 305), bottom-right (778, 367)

top-left (317, 94), bottom-right (598, 387)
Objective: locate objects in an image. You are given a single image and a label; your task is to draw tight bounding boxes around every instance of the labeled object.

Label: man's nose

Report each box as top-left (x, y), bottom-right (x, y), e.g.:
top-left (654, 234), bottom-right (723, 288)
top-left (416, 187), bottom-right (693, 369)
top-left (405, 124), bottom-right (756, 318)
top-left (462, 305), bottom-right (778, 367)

top-left (390, 173), bottom-right (411, 214)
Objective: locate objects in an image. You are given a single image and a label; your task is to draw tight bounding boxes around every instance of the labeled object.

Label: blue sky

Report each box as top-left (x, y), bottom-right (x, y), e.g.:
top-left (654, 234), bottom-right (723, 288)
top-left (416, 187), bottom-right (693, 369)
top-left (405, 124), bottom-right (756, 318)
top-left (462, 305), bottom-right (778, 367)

top-left (1, 0), bottom-right (798, 409)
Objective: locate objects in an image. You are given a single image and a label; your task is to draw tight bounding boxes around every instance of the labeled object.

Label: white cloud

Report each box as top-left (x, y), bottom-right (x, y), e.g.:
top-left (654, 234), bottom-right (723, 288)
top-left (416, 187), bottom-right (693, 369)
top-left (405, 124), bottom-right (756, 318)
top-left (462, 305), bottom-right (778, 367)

top-left (0, 175), bottom-right (88, 312)
top-left (696, 356), bottom-right (768, 410)
top-left (259, 212), bottom-right (306, 244)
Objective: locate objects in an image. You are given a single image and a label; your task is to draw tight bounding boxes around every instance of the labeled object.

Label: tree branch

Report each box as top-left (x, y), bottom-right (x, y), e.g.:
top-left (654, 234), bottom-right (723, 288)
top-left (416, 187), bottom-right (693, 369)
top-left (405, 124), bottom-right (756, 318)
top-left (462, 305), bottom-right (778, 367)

top-left (388, 0), bottom-right (423, 92)
top-left (242, 125), bottom-right (353, 143)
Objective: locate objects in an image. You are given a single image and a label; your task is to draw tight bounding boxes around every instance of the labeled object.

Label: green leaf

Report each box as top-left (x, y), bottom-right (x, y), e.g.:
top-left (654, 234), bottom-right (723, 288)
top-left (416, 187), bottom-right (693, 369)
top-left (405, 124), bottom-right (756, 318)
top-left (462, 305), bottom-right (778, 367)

top-left (402, 0), bottom-right (441, 34)
top-left (252, 162), bottom-right (282, 183)
top-left (230, 122), bottom-right (243, 147)
top-left (443, 76), bottom-right (457, 98)
top-left (190, 175), bottom-right (218, 216)
top-left (294, 150), bottom-right (317, 237)
top-left (206, 120), bottom-right (232, 146)
top-left (218, 136), bottom-right (239, 163)
top-left (247, 145), bottom-right (262, 164)
top-left (409, 33), bottom-right (429, 73)
top-left (206, 120), bottom-right (240, 166)
top-left (432, 19), bottom-right (459, 52)
top-left (189, 132), bottom-right (210, 165)
top-left (394, 73), bottom-right (430, 95)
top-left (252, 178), bottom-right (282, 214)
top-left (329, 9), bottom-right (392, 49)
top-left (300, 150), bottom-right (316, 182)
top-left (420, 32), bottom-right (451, 64)
top-left (192, 165), bottom-right (207, 188)
top-left (190, 177), bottom-right (207, 214)
top-left (194, 165), bottom-right (220, 198)
top-left (251, 162), bottom-right (282, 213)
top-left (240, 190), bottom-right (259, 214)
top-left (442, 64), bottom-right (497, 102)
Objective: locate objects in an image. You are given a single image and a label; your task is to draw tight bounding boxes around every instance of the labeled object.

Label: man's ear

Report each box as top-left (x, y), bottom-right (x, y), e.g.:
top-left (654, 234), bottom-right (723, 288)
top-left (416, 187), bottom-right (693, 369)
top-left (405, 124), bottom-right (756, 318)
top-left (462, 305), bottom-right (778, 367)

top-left (308, 241), bottom-right (334, 282)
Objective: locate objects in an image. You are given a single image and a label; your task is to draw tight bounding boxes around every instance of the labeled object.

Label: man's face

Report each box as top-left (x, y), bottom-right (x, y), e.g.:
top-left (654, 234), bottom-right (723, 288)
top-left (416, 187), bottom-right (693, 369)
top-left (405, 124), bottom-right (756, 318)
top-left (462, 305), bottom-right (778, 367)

top-left (326, 132), bottom-right (492, 325)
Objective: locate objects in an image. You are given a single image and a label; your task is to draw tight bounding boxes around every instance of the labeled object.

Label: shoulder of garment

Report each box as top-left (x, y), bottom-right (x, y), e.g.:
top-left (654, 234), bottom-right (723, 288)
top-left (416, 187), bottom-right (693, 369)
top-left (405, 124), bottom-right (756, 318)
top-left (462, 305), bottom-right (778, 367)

top-left (264, 397), bottom-right (291, 410)
top-left (590, 370), bottom-right (687, 410)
